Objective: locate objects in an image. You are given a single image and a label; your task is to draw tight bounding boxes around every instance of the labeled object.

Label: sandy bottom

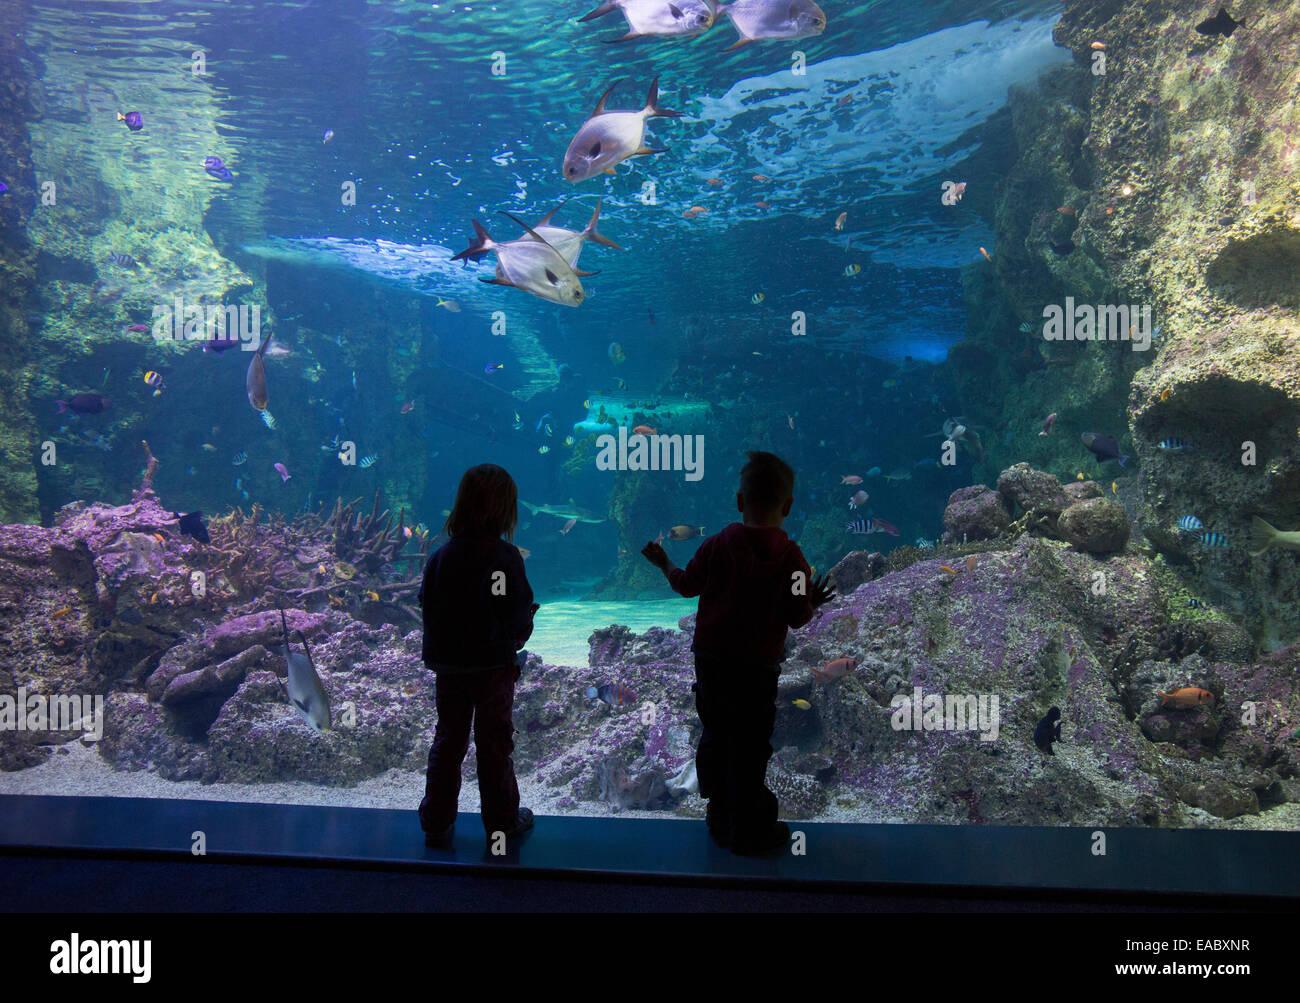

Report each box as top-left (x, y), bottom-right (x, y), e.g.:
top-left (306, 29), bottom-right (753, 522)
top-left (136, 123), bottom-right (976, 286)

top-left (526, 598), bottom-right (696, 667)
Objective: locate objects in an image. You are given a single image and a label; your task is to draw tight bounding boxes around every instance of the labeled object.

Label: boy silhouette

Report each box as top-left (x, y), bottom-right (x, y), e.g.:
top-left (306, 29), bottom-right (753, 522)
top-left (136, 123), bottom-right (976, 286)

top-left (642, 450), bottom-right (834, 854)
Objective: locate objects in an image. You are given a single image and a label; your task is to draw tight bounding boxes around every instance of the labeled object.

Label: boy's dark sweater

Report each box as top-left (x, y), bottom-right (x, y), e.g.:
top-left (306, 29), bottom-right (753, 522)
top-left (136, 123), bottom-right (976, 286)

top-left (667, 522), bottom-right (815, 662)
top-left (419, 535), bottom-right (535, 672)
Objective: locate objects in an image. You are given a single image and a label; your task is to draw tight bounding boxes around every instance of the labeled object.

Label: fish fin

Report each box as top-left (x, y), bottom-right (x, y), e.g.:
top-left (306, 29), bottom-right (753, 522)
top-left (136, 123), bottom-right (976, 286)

top-left (668, 2), bottom-right (684, 16)
top-left (572, 267), bottom-right (601, 278)
top-left (498, 211), bottom-right (566, 256)
top-left (603, 31), bottom-right (645, 43)
top-left (451, 219), bottom-right (494, 262)
top-left (603, 168), bottom-right (617, 175)
top-left (644, 76), bottom-right (682, 118)
top-left (632, 146), bottom-right (666, 157)
top-left (722, 37), bottom-right (754, 52)
top-left (1249, 516), bottom-right (1276, 556)
top-left (296, 630), bottom-right (325, 687)
top-left (578, 1), bottom-right (620, 22)
top-left (479, 277), bottom-right (517, 289)
top-left (583, 198), bottom-right (623, 250)
top-left (534, 198), bottom-right (571, 228)
top-left (1118, 455), bottom-right (1129, 467)
top-left (592, 80), bottom-right (621, 116)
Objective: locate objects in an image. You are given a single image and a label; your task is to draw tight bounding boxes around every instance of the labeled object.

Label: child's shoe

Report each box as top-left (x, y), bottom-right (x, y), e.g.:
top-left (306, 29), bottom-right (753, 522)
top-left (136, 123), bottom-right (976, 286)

top-left (423, 822), bottom-right (455, 848)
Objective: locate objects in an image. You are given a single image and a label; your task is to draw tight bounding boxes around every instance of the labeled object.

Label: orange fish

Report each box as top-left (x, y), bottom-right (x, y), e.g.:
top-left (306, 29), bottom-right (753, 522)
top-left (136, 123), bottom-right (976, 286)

top-left (813, 657), bottom-right (857, 682)
top-left (688, 206), bottom-right (707, 215)
top-left (837, 94), bottom-right (853, 106)
top-left (966, 554), bottom-right (980, 572)
top-left (1160, 387), bottom-right (1170, 402)
top-left (834, 211), bottom-right (848, 231)
top-left (51, 606), bottom-right (73, 618)
top-left (706, 178), bottom-right (723, 187)
top-left (939, 565), bottom-right (958, 575)
top-left (1057, 206), bottom-right (1077, 216)
top-left (1159, 687), bottom-right (1214, 709)
top-left (1090, 41), bottom-right (1106, 50)
top-left (755, 200), bottom-right (771, 209)
top-left (632, 424), bottom-right (657, 436)
top-left (753, 174), bottom-right (770, 182)
top-left (979, 246), bottom-right (992, 262)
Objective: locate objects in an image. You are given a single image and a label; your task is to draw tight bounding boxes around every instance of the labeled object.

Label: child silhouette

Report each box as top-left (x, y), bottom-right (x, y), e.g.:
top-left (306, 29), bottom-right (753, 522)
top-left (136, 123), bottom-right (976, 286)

top-left (418, 464), bottom-right (538, 847)
top-left (643, 450), bottom-right (834, 854)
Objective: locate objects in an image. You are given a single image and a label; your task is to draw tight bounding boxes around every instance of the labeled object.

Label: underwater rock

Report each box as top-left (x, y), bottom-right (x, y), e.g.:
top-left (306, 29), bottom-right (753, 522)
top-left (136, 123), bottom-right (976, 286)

top-left (997, 462), bottom-right (1069, 517)
top-left (1062, 480), bottom-right (1103, 503)
top-left (1057, 497), bottom-right (1130, 554)
top-left (828, 549), bottom-right (886, 593)
top-left (941, 485), bottom-right (1011, 543)
top-left (1178, 778), bottom-right (1259, 820)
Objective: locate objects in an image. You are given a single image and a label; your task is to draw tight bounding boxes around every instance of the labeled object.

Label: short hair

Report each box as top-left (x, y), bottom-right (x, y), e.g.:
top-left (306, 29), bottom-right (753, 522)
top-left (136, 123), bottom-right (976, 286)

top-left (444, 464), bottom-right (518, 540)
top-left (739, 450), bottom-right (795, 510)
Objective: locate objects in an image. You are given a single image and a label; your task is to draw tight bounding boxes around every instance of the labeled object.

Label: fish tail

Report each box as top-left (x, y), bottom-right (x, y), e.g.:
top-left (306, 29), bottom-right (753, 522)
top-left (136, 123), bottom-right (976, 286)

top-left (451, 219), bottom-right (494, 262)
top-left (584, 198), bottom-right (622, 250)
top-left (116, 112), bottom-right (125, 121)
top-left (1250, 516), bottom-right (1277, 556)
top-left (644, 76), bottom-right (682, 119)
top-left (1118, 454), bottom-right (1129, 467)
top-left (55, 400), bottom-right (68, 414)
top-left (578, 0), bottom-right (619, 21)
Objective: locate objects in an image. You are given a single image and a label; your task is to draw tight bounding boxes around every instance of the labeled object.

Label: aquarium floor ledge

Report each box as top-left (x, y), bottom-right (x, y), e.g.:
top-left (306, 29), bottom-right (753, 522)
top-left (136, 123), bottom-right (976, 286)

top-left (2, 794), bottom-right (1298, 908)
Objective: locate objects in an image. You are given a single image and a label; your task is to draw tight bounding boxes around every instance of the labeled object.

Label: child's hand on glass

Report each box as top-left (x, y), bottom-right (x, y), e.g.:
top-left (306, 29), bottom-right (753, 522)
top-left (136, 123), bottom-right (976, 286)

top-left (810, 572), bottom-right (836, 609)
top-left (641, 541), bottom-right (669, 571)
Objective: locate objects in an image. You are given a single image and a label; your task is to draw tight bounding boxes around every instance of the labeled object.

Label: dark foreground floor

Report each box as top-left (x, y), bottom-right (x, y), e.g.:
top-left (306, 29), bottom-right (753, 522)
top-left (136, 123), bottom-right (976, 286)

top-left (2, 794), bottom-right (1298, 911)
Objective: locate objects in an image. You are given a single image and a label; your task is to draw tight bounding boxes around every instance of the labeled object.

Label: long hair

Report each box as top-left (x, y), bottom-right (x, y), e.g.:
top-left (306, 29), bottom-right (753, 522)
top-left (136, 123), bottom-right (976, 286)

top-left (444, 464), bottom-right (518, 541)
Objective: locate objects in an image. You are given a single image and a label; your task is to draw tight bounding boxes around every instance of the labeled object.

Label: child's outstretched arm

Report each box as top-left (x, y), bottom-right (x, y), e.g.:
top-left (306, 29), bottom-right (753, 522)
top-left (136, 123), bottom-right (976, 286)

top-left (642, 540), bottom-right (707, 597)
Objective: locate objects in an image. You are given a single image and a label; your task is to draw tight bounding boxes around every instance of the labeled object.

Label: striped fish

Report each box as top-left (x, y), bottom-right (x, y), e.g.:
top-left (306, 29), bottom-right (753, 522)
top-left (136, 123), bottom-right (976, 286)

top-left (846, 518), bottom-right (899, 537)
top-left (1176, 516), bottom-right (1203, 530)
top-left (1199, 532), bottom-right (1229, 548)
top-left (1158, 437), bottom-right (1194, 452)
top-left (260, 409), bottom-right (276, 430)
top-left (359, 454), bottom-right (378, 468)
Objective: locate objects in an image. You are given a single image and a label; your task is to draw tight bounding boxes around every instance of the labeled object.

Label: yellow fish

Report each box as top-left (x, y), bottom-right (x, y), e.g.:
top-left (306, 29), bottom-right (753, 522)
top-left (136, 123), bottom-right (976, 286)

top-left (939, 565), bottom-right (958, 575)
top-left (51, 606), bottom-right (72, 618)
top-left (751, 292), bottom-right (765, 305)
top-left (844, 263), bottom-right (861, 277)
top-left (364, 590), bottom-right (380, 602)
top-left (1111, 481), bottom-right (1117, 495)
top-left (1076, 472), bottom-right (1084, 481)
top-left (792, 699), bottom-right (812, 710)
top-left (1160, 387), bottom-right (1170, 402)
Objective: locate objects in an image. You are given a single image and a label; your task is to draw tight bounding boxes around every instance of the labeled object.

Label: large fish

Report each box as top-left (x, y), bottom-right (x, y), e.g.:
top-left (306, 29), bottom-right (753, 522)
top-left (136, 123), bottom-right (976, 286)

top-left (579, 0), bottom-right (718, 42)
top-left (520, 499), bottom-right (607, 524)
top-left (515, 198), bottom-right (622, 267)
top-left (716, 0), bottom-right (827, 51)
top-left (451, 216), bottom-right (591, 307)
top-left (562, 77), bottom-right (681, 183)
top-left (245, 336), bottom-right (271, 411)
top-left (280, 609), bottom-right (331, 732)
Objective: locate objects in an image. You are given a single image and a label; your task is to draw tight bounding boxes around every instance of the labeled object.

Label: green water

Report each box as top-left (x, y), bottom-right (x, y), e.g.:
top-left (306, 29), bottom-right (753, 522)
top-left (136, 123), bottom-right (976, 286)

top-left (528, 599), bottom-right (697, 667)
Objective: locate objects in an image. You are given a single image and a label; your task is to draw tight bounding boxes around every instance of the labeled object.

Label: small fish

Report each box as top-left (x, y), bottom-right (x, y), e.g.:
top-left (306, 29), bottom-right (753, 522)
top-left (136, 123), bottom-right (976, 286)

top-left (1019, 322), bottom-right (1034, 334)
top-left (718, 0), bottom-right (828, 51)
top-left (117, 111), bottom-right (144, 131)
top-left (1157, 437), bottom-right (1193, 452)
top-left (812, 657), bottom-right (857, 683)
top-left (1090, 41), bottom-right (1106, 50)
top-left (1176, 516), bottom-right (1204, 530)
top-left (561, 518), bottom-right (577, 535)
top-left (1080, 432), bottom-right (1128, 466)
top-left (844, 263), bottom-right (861, 277)
top-left (143, 371), bottom-right (163, 395)
top-left (1158, 687), bottom-right (1214, 709)
top-left (754, 200), bottom-right (770, 209)
top-left (1199, 532), bottom-right (1230, 548)
top-left (1160, 387), bottom-right (1171, 402)
top-left (706, 178), bottom-right (723, 187)
top-left (979, 246), bottom-right (992, 262)
top-left (1111, 481), bottom-right (1117, 495)
top-left (753, 174), bottom-right (771, 182)
top-left (172, 510), bottom-right (210, 544)
top-left (1194, 6), bottom-right (1244, 38)
top-left (786, 413), bottom-right (795, 430)
top-left (364, 590), bottom-right (380, 602)
top-left (612, 378), bottom-right (628, 390)
top-left (274, 462), bottom-right (291, 483)
top-left (1057, 206), bottom-right (1077, 216)
top-left (848, 490), bottom-right (869, 509)
top-left (1076, 473), bottom-right (1084, 481)
top-left (965, 555), bottom-right (979, 572)
top-left (107, 252), bottom-right (136, 268)
top-left (1039, 412), bottom-right (1057, 436)
top-left (51, 606), bottom-right (73, 618)
top-left (949, 181), bottom-right (967, 202)
top-left (667, 524), bottom-right (704, 541)
top-left (834, 211), bottom-right (848, 231)
top-left (564, 435), bottom-right (575, 447)
top-left (232, 451), bottom-right (247, 466)
top-left (512, 412), bottom-right (523, 430)
top-left (322, 128), bottom-right (335, 143)
top-left (400, 400), bottom-right (415, 414)
top-left (837, 94), bottom-right (852, 106)
top-left (436, 297), bottom-right (461, 312)
top-left (846, 518), bottom-right (899, 536)
top-left (538, 445), bottom-right (550, 454)
top-left (561, 77), bottom-right (681, 182)
top-left (866, 466), bottom-right (882, 477)
top-left (203, 155), bottom-right (234, 182)
top-left (792, 699), bottom-right (812, 710)
top-left (279, 609), bottom-right (331, 732)
top-left (632, 424), bottom-right (656, 436)
top-left (586, 682), bottom-right (637, 707)
top-left (939, 565), bottom-right (958, 575)
top-left (751, 292), bottom-right (765, 304)
top-left (484, 363), bottom-right (504, 374)
top-left (608, 341), bottom-right (627, 364)
top-left (1187, 598), bottom-right (1207, 609)
top-left (1249, 517), bottom-right (1300, 556)
top-left (1033, 707), bottom-right (1062, 755)
top-left (200, 443), bottom-right (217, 453)
top-left (55, 393), bottom-right (111, 415)
top-left (260, 410), bottom-right (276, 430)
top-left (841, 475), bottom-right (863, 485)
top-left (359, 454), bottom-right (378, 468)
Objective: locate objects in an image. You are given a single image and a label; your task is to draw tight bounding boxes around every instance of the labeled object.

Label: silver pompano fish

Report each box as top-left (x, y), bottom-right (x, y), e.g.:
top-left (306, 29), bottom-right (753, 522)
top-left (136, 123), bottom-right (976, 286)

top-left (518, 198), bottom-right (622, 267)
top-left (245, 336), bottom-right (270, 411)
top-left (562, 77), bottom-right (681, 183)
top-left (717, 0), bottom-right (827, 51)
top-left (280, 609), bottom-right (331, 732)
top-left (451, 216), bottom-right (590, 307)
top-left (579, 0), bottom-right (717, 42)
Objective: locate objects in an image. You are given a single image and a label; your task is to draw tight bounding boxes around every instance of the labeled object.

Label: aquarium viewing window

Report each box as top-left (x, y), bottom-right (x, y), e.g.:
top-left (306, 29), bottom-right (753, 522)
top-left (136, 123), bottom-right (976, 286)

top-left (1, 0), bottom-right (1299, 921)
